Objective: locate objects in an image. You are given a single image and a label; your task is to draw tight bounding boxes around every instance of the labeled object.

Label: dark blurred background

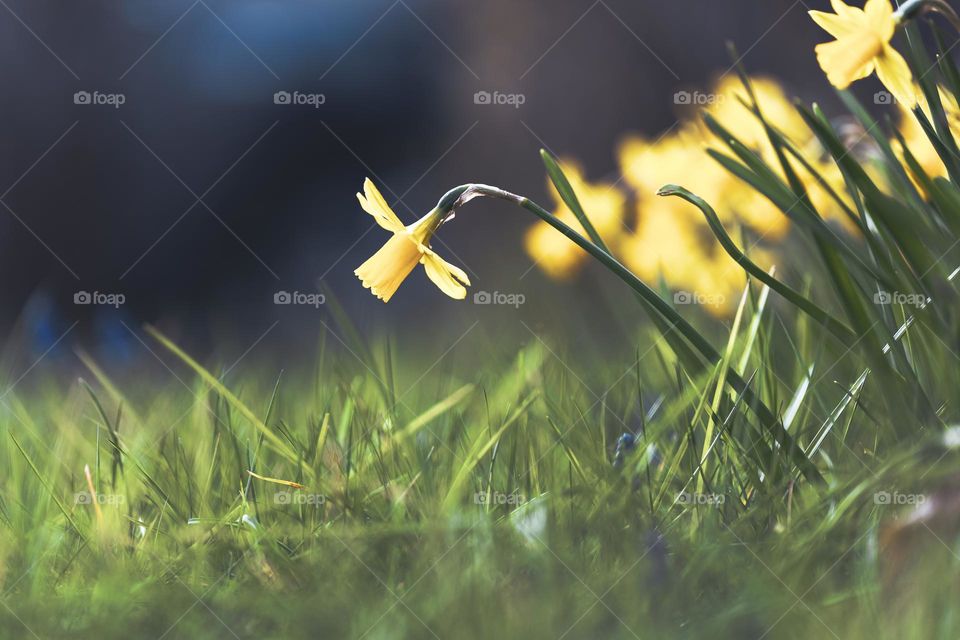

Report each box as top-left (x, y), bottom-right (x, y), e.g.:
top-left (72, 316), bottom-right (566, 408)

top-left (0, 0), bottom-right (862, 373)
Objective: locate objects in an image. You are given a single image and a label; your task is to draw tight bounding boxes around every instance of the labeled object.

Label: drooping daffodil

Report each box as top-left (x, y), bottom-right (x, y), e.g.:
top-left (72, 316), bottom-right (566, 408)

top-left (354, 179), bottom-right (470, 302)
top-left (809, 0), bottom-right (919, 107)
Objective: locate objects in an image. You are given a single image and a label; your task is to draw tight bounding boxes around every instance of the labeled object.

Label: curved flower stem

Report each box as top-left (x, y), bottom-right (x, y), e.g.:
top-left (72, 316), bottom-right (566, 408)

top-left (896, 0), bottom-right (960, 31)
top-left (437, 183), bottom-right (823, 484)
top-left (458, 185), bottom-right (722, 358)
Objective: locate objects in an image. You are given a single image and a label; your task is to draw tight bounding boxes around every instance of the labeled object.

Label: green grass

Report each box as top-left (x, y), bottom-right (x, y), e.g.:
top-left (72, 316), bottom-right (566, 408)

top-left (0, 302), bottom-right (957, 639)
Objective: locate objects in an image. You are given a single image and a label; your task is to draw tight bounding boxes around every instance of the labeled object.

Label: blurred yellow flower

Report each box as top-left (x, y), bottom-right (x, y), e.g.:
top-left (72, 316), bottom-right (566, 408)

top-left (620, 201), bottom-right (709, 284)
top-left (524, 162), bottom-right (626, 279)
top-left (619, 119), bottom-right (790, 240)
top-left (619, 200), bottom-right (748, 317)
top-left (706, 76), bottom-right (809, 151)
top-left (809, 0), bottom-right (918, 107)
top-left (527, 74), bottom-right (865, 316)
top-left (619, 130), bottom-right (702, 200)
top-left (355, 178), bottom-right (470, 302)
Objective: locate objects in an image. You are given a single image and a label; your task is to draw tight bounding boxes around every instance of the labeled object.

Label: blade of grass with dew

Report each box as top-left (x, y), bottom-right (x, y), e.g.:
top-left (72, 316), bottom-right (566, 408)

top-left (805, 369), bottom-right (869, 459)
top-left (783, 364), bottom-right (814, 432)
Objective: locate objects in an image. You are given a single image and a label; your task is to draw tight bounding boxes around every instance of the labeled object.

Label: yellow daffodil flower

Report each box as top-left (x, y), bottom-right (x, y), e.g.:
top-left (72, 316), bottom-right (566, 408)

top-left (524, 162), bottom-right (626, 279)
top-left (810, 0), bottom-right (919, 107)
top-left (354, 178), bottom-right (470, 302)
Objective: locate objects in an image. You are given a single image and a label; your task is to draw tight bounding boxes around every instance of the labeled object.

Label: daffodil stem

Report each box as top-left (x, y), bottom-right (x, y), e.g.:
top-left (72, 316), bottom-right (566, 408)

top-left (447, 183), bottom-right (822, 483)
top-left (896, 0), bottom-right (960, 31)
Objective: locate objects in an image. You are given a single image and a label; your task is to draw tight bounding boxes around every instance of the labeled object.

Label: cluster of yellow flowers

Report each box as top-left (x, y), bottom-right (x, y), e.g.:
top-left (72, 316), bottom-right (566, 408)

top-left (353, 0), bottom-right (947, 313)
top-left (522, 0), bottom-right (937, 316)
top-left (524, 76), bottom-right (858, 316)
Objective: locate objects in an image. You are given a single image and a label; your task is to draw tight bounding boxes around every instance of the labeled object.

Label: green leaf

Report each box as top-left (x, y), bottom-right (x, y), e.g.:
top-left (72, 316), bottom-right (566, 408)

top-left (540, 149), bottom-right (606, 247)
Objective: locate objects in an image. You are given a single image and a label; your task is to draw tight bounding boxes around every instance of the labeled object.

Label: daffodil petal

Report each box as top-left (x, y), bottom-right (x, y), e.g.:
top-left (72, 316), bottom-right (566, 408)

top-left (355, 233), bottom-right (422, 302)
top-left (830, 0), bottom-right (859, 17)
top-left (420, 251), bottom-right (470, 300)
top-left (815, 36), bottom-right (878, 89)
top-left (864, 0), bottom-right (895, 37)
top-left (358, 178), bottom-right (405, 233)
top-left (875, 45), bottom-right (919, 108)
top-left (809, 10), bottom-right (860, 39)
